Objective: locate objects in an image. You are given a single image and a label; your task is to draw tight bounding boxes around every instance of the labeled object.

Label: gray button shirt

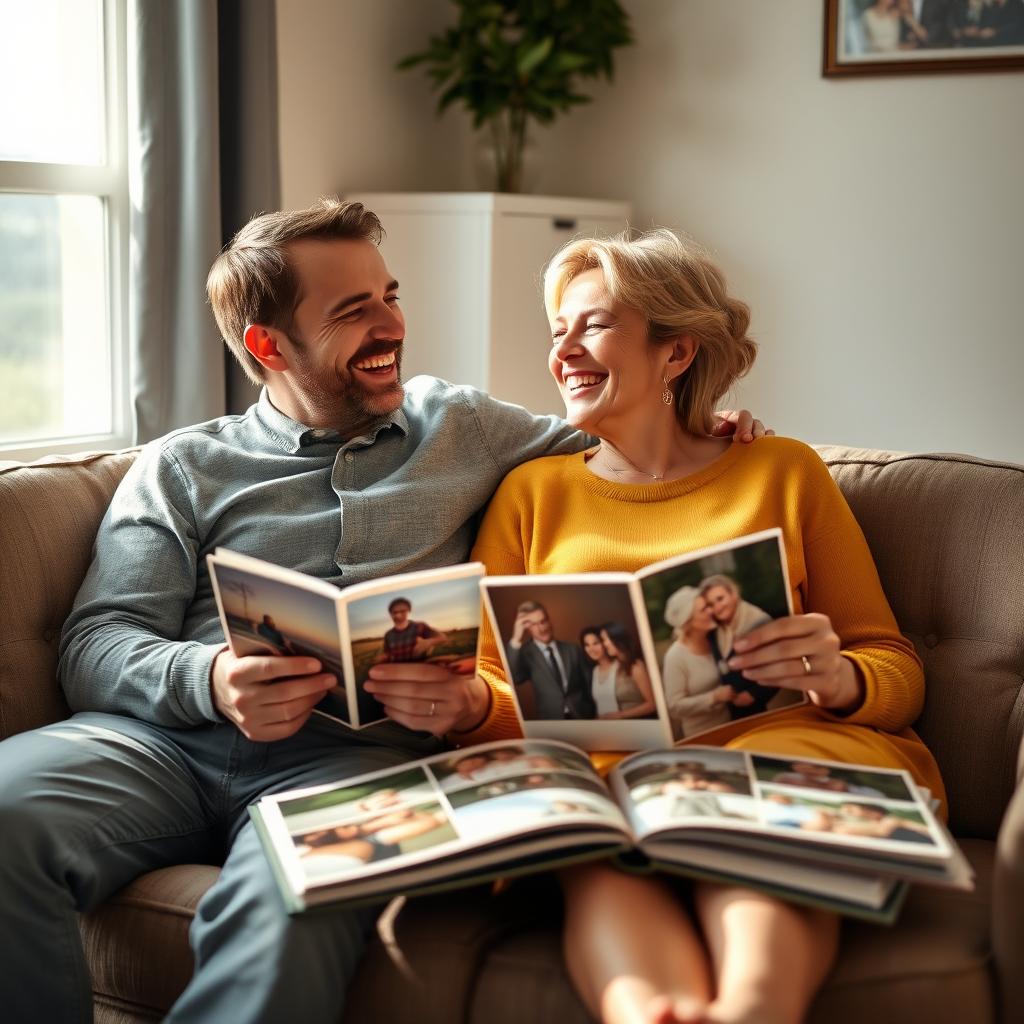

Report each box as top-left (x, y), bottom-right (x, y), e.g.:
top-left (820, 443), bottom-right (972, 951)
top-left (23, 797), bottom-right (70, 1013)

top-left (59, 377), bottom-right (587, 729)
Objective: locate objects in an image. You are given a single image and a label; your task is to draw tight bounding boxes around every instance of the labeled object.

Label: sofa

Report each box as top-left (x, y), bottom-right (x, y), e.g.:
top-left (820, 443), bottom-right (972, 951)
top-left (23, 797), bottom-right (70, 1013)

top-left (1, 444), bottom-right (1022, 1023)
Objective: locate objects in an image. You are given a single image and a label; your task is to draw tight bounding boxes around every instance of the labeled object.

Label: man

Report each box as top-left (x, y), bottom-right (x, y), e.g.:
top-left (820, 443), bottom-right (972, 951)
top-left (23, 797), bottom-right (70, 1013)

top-left (256, 612), bottom-right (294, 653)
top-left (0, 199), bottom-right (763, 1023)
top-left (506, 600), bottom-right (596, 719)
top-left (699, 574), bottom-right (774, 720)
top-left (899, 0), bottom-right (952, 48)
top-left (376, 597), bottom-right (448, 663)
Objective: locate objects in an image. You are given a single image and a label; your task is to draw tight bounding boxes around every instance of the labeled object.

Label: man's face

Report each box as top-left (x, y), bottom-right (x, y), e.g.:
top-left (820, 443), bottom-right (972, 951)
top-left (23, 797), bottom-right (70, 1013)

top-left (389, 603), bottom-right (411, 627)
top-left (704, 585), bottom-right (739, 625)
top-left (522, 609), bottom-right (554, 644)
top-left (280, 238), bottom-right (406, 431)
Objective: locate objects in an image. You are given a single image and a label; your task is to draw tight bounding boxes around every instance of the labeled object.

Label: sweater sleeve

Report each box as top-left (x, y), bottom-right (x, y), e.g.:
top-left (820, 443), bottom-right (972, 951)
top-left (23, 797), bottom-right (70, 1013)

top-left (57, 443), bottom-right (224, 726)
top-left (796, 449), bottom-right (924, 732)
top-left (448, 476), bottom-right (531, 747)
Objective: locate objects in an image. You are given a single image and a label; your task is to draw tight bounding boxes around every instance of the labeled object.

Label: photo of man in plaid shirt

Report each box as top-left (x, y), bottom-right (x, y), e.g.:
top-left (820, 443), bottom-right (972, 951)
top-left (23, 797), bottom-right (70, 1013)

top-left (376, 597), bottom-right (449, 663)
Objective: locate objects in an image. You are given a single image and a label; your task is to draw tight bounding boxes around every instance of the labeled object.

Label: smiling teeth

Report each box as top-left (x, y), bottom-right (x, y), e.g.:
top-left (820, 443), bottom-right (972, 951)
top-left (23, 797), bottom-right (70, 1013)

top-left (354, 353), bottom-right (396, 370)
top-left (566, 373), bottom-right (604, 390)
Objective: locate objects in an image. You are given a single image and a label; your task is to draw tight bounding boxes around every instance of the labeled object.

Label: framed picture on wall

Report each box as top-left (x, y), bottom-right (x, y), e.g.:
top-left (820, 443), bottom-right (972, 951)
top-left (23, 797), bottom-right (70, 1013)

top-left (824, 0), bottom-right (1024, 75)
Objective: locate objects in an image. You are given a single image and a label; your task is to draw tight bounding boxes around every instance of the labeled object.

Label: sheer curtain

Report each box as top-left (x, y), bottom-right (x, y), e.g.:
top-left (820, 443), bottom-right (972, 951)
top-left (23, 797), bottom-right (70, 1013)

top-left (128, 0), bottom-right (279, 442)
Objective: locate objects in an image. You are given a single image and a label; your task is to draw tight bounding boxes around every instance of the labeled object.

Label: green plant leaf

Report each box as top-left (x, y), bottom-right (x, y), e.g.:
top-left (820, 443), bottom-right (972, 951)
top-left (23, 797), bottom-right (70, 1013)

top-left (395, 0), bottom-right (633, 132)
top-left (517, 36), bottom-right (553, 75)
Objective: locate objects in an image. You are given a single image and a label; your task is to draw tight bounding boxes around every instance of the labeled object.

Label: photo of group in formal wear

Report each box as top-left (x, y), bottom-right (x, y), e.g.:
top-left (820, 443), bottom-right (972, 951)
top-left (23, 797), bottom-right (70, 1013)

top-left (827, 0), bottom-right (1024, 75)
top-left (637, 533), bottom-right (798, 742)
top-left (484, 581), bottom-right (658, 725)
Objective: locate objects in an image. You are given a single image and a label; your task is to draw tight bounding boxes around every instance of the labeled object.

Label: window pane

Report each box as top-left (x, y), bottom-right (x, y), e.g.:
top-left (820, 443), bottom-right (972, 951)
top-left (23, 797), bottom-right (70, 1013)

top-left (0, 0), bottom-right (105, 164)
top-left (0, 193), bottom-right (111, 445)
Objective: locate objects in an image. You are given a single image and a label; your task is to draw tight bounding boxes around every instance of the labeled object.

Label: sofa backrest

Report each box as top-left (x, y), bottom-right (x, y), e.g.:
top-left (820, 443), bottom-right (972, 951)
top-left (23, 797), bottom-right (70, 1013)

top-left (0, 450), bottom-right (139, 739)
top-left (816, 446), bottom-right (1024, 840)
top-left (1, 445), bottom-right (1021, 838)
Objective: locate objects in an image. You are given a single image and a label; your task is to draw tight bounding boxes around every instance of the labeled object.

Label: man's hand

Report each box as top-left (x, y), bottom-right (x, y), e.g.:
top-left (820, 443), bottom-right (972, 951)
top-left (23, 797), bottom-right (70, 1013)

top-left (510, 611), bottom-right (535, 647)
top-left (211, 650), bottom-right (336, 741)
top-left (364, 663), bottom-right (490, 736)
top-left (711, 408), bottom-right (775, 444)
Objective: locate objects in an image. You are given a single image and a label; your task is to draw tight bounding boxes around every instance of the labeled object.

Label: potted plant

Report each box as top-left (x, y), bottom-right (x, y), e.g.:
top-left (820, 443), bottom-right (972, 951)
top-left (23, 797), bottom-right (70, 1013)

top-left (397, 0), bottom-right (633, 194)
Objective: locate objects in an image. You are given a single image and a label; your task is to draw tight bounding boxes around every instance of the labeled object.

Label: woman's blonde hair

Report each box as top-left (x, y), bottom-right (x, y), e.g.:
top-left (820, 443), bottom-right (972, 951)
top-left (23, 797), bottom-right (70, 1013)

top-left (543, 229), bottom-right (757, 435)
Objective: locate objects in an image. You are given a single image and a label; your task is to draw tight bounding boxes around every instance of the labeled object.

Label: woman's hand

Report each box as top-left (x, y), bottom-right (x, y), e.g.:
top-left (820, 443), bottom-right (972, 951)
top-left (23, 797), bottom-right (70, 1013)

top-left (712, 684), bottom-right (736, 705)
top-left (726, 613), bottom-right (865, 713)
top-left (363, 663), bottom-right (491, 736)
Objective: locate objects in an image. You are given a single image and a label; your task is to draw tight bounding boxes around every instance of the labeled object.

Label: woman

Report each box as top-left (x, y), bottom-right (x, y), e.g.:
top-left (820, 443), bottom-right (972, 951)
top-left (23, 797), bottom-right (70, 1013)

top-left (661, 587), bottom-right (735, 740)
top-left (460, 228), bottom-right (943, 1024)
top-left (862, 0), bottom-right (902, 51)
top-left (580, 626), bottom-right (620, 717)
top-left (598, 621), bottom-right (658, 720)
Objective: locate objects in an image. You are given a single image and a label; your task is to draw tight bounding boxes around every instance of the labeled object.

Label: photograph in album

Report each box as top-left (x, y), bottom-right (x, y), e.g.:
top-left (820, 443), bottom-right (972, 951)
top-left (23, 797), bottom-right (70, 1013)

top-left (480, 530), bottom-right (803, 752)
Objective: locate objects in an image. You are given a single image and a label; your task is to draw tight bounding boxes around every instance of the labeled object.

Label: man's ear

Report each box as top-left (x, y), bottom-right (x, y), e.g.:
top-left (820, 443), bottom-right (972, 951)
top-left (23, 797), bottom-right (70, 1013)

top-left (665, 334), bottom-right (699, 383)
top-left (243, 324), bottom-right (289, 373)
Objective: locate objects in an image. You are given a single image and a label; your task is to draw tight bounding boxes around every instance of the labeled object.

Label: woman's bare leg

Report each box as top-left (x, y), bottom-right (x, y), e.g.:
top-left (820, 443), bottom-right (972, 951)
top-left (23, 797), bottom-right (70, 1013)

top-left (694, 883), bottom-right (839, 1024)
top-left (560, 863), bottom-right (713, 1024)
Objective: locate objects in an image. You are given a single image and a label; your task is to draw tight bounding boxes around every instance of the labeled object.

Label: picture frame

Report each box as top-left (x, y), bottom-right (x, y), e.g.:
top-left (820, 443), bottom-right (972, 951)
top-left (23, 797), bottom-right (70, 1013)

top-left (823, 0), bottom-right (1024, 76)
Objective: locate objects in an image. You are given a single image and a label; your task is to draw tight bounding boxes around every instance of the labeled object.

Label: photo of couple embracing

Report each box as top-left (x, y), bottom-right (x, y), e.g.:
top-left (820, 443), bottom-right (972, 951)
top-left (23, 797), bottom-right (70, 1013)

top-left (640, 536), bottom-right (799, 743)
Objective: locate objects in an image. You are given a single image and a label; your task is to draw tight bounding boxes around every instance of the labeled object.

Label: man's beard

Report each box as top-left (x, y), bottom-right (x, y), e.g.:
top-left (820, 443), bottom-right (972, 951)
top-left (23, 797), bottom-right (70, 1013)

top-left (289, 338), bottom-right (404, 430)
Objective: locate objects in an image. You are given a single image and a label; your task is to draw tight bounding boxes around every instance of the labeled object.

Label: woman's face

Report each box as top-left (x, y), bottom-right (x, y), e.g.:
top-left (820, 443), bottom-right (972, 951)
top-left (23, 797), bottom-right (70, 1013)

top-left (548, 268), bottom-right (668, 435)
top-left (688, 595), bottom-right (716, 633)
top-left (582, 631), bottom-right (606, 662)
top-left (703, 584), bottom-right (738, 624)
top-left (600, 629), bottom-right (621, 660)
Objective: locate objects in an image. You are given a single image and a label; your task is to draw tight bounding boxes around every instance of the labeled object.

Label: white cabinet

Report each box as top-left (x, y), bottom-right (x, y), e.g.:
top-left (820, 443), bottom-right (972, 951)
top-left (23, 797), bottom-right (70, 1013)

top-left (347, 192), bottom-right (631, 416)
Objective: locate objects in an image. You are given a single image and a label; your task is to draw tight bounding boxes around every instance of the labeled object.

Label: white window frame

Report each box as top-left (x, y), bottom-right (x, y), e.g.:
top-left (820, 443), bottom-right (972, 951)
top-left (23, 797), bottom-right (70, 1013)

top-left (0, 0), bottom-right (130, 463)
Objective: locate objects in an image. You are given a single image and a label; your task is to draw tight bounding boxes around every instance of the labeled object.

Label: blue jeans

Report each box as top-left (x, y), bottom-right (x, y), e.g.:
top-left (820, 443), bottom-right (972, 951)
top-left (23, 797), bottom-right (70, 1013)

top-left (0, 712), bottom-right (439, 1023)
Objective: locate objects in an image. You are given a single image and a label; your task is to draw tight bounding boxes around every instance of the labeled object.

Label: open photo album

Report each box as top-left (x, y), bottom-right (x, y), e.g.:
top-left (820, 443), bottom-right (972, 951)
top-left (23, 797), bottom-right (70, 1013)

top-left (249, 738), bottom-right (973, 922)
top-left (207, 550), bottom-right (484, 728)
top-left (480, 528), bottom-right (806, 751)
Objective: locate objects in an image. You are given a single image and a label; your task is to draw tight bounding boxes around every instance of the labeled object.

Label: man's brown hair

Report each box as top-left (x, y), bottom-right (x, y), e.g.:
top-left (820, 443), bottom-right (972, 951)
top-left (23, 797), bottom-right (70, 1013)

top-left (207, 198), bottom-right (383, 384)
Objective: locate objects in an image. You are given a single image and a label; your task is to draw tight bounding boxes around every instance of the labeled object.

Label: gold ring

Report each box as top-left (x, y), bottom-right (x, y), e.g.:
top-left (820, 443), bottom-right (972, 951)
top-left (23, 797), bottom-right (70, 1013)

top-left (801, 655), bottom-right (812, 675)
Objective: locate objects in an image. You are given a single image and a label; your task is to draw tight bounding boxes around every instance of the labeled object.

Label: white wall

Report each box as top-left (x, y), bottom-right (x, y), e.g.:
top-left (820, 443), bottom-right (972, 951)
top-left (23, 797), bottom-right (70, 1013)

top-left (277, 0), bottom-right (1024, 462)
top-left (276, 0), bottom-right (473, 207)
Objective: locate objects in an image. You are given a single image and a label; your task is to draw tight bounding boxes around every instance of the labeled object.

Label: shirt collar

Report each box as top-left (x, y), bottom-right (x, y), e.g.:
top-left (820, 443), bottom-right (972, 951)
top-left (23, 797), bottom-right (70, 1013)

top-left (255, 388), bottom-right (410, 454)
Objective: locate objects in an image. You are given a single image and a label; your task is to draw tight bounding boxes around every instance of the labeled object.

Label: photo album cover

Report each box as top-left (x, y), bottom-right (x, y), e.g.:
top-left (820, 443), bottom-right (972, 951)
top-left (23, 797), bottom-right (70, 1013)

top-left (480, 529), bottom-right (805, 751)
top-left (207, 549), bottom-right (484, 729)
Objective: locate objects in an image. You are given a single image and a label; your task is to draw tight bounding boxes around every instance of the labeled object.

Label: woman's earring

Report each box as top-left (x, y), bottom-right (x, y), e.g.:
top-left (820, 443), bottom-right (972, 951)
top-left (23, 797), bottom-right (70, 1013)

top-left (661, 376), bottom-right (673, 406)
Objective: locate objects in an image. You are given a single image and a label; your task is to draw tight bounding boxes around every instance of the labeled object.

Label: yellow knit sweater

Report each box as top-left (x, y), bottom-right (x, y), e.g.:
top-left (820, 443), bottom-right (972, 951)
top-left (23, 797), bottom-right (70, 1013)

top-left (460, 437), bottom-right (945, 807)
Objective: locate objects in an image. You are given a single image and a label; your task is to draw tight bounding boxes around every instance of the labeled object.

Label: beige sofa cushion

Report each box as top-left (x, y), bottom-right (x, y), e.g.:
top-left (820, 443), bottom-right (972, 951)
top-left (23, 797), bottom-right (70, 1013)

top-left (81, 865), bottom-right (217, 1022)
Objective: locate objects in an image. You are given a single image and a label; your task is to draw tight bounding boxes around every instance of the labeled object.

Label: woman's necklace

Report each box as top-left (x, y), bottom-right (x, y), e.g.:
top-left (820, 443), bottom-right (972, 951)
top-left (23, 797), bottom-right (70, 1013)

top-left (595, 442), bottom-right (670, 481)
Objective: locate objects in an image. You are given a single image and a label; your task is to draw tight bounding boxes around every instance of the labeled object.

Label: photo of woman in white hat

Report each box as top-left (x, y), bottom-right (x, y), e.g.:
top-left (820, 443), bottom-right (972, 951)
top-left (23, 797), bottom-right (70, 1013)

top-left (661, 586), bottom-right (738, 740)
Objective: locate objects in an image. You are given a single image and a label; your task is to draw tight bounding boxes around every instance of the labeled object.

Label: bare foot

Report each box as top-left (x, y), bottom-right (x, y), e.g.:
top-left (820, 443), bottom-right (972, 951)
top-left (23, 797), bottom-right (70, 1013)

top-left (701, 998), bottom-right (793, 1024)
top-left (646, 993), bottom-right (707, 1024)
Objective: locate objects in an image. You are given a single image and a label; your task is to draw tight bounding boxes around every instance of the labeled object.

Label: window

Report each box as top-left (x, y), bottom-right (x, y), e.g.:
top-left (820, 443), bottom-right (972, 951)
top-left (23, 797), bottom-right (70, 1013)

top-left (0, 0), bottom-right (129, 461)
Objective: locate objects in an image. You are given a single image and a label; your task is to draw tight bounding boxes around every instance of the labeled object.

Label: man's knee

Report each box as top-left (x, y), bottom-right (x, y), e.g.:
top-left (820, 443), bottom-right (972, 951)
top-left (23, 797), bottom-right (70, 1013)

top-left (0, 739), bottom-right (67, 865)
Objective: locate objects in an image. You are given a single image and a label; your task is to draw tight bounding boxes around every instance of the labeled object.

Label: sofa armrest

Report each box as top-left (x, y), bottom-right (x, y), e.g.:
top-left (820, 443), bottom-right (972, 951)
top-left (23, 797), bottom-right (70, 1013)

top-left (993, 732), bottom-right (1024, 1022)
